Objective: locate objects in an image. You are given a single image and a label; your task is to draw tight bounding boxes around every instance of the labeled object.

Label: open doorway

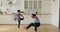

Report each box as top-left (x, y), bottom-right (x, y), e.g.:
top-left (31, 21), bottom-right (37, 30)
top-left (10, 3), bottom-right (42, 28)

top-left (59, 8), bottom-right (60, 28)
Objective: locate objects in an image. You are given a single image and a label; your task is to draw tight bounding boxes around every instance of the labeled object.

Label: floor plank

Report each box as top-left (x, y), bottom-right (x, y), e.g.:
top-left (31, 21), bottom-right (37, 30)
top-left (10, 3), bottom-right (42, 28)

top-left (0, 24), bottom-right (59, 32)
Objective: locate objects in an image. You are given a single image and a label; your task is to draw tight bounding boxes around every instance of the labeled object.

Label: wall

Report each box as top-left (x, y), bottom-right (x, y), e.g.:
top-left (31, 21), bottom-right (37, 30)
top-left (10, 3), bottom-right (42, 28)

top-left (24, 0), bottom-right (51, 15)
top-left (51, 0), bottom-right (59, 28)
top-left (0, 15), bottom-right (51, 24)
top-left (0, 0), bottom-right (52, 24)
top-left (0, 0), bottom-right (59, 28)
top-left (0, 0), bottom-right (24, 13)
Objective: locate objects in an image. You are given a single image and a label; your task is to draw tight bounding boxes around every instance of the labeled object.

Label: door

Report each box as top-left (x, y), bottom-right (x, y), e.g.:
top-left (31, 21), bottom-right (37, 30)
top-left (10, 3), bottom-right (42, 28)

top-left (59, 8), bottom-right (60, 28)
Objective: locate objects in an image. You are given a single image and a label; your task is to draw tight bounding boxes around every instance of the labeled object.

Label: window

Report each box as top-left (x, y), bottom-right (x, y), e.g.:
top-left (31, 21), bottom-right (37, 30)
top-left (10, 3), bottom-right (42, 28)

top-left (0, 0), bottom-right (1, 6)
top-left (38, 1), bottom-right (42, 9)
top-left (33, 1), bottom-right (37, 9)
top-left (24, 0), bottom-right (42, 10)
top-left (29, 1), bottom-right (32, 9)
top-left (24, 1), bottom-right (28, 9)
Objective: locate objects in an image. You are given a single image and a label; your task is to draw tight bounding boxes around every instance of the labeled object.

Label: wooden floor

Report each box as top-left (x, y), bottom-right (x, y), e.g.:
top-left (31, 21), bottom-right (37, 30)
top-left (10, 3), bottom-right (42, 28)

top-left (0, 24), bottom-right (59, 32)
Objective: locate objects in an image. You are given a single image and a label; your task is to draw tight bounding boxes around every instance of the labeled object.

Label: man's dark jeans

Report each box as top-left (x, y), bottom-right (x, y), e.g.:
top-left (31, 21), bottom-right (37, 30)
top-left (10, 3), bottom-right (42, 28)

top-left (26, 23), bottom-right (40, 31)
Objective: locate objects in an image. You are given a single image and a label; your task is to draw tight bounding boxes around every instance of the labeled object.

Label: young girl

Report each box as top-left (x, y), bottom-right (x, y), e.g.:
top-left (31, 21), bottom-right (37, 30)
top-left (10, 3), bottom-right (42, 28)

top-left (26, 14), bottom-right (40, 32)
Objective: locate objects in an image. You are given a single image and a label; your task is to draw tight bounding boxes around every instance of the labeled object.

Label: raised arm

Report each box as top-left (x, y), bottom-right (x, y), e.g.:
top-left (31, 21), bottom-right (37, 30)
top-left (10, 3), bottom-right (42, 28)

top-left (20, 14), bottom-right (24, 18)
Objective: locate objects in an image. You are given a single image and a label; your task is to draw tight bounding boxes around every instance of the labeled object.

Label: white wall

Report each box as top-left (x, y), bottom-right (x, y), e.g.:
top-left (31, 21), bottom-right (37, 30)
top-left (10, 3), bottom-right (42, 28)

top-left (0, 15), bottom-right (51, 24)
top-left (0, 0), bottom-right (52, 24)
top-left (24, 0), bottom-right (51, 15)
top-left (1, 0), bottom-right (24, 13)
top-left (0, 0), bottom-right (59, 28)
top-left (51, 0), bottom-right (59, 28)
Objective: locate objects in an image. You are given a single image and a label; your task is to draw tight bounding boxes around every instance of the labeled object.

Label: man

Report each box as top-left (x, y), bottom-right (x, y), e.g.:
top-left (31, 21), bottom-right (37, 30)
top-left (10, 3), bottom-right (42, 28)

top-left (26, 14), bottom-right (40, 32)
